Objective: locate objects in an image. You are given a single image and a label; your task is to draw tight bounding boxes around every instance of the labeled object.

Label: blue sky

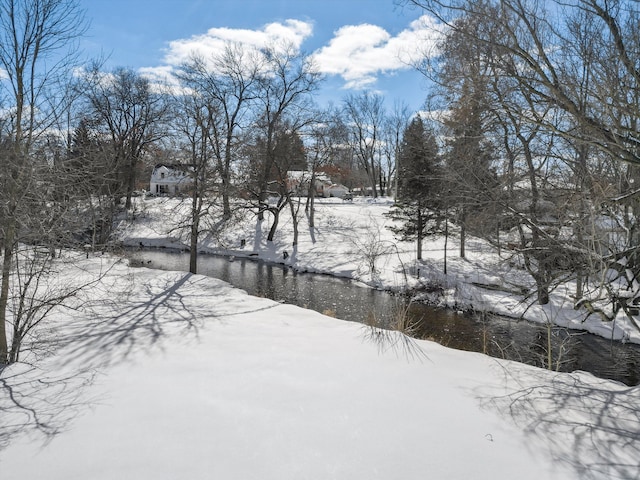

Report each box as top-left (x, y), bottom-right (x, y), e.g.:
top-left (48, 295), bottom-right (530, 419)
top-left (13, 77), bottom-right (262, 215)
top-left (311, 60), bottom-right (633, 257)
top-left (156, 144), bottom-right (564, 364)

top-left (81, 0), bottom-right (441, 112)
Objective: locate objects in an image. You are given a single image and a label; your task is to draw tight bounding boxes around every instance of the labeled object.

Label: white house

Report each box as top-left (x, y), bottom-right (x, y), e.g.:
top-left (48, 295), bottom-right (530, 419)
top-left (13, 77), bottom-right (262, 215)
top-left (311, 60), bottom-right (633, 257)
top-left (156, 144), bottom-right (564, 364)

top-left (286, 170), bottom-right (334, 197)
top-left (149, 164), bottom-right (193, 196)
top-left (326, 184), bottom-right (350, 198)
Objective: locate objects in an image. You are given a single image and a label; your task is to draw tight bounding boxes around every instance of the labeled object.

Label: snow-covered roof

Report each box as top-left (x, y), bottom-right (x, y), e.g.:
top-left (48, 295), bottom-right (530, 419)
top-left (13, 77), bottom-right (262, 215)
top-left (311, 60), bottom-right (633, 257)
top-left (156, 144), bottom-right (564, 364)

top-left (150, 164), bottom-right (193, 183)
top-left (287, 170), bottom-right (331, 184)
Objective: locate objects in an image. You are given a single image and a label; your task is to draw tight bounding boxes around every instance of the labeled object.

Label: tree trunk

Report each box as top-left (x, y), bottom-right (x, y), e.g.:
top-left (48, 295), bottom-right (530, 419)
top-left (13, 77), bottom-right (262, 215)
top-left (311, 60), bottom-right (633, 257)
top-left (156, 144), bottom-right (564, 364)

top-left (368, 161), bottom-right (378, 198)
top-left (9, 324), bottom-right (21, 364)
top-left (189, 191), bottom-right (200, 274)
top-left (532, 248), bottom-right (551, 305)
top-left (189, 221), bottom-right (198, 274)
top-left (308, 193), bottom-right (315, 229)
top-left (459, 206), bottom-right (466, 259)
top-left (125, 156), bottom-right (136, 210)
top-left (222, 184), bottom-right (231, 220)
top-left (546, 323), bottom-right (553, 370)
top-left (289, 199), bottom-right (299, 248)
top-left (222, 144), bottom-right (232, 220)
top-left (444, 213), bottom-right (448, 275)
top-left (267, 209), bottom-right (280, 242)
top-left (0, 220), bottom-right (15, 364)
top-left (537, 279), bottom-right (550, 305)
top-left (308, 173), bottom-right (316, 228)
top-left (576, 270), bottom-right (584, 300)
top-left (417, 207), bottom-right (423, 260)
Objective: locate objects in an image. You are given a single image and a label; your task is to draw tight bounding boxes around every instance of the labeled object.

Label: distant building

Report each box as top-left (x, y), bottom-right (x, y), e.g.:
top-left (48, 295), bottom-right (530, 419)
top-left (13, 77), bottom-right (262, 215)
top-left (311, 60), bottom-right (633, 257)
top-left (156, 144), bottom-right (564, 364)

top-left (149, 164), bottom-right (193, 196)
top-left (326, 184), bottom-right (350, 198)
top-left (286, 170), bottom-right (349, 197)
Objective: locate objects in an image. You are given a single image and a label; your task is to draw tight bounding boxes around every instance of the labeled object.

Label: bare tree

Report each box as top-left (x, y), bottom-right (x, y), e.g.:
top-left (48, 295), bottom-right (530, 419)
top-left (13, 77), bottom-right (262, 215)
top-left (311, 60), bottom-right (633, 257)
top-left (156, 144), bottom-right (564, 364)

top-left (383, 101), bottom-right (411, 198)
top-left (178, 43), bottom-right (262, 220)
top-left (250, 43), bottom-right (321, 231)
top-left (302, 106), bottom-right (347, 229)
top-left (169, 92), bottom-right (220, 274)
top-left (404, 0), bottom-right (640, 166)
top-left (80, 66), bottom-right (169, 211)
top-left (342, 91), bottom-right (386, 198)
top-left (248, 126), bottom-right (307, 243)
top-left (0, 0), bottom-right (87, 363)
top-left (405, 0), bottom-right (640, 313)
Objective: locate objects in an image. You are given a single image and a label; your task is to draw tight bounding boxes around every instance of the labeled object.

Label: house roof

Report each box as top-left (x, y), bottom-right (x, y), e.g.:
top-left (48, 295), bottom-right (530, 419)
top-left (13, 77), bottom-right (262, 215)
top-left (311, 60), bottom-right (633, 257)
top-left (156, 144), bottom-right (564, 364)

top-left (150, 164), bottom-right (193, 184)
top-left (152, 163), bottom-right (192, 173)
top-left (287, 170), bottom-right (331, 183)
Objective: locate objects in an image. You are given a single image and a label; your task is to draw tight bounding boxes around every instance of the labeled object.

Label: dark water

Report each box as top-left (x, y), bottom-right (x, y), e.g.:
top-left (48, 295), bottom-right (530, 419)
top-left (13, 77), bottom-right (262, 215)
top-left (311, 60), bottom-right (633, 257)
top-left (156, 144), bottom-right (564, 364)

top-left (129, 250), bottom-right (640, 386)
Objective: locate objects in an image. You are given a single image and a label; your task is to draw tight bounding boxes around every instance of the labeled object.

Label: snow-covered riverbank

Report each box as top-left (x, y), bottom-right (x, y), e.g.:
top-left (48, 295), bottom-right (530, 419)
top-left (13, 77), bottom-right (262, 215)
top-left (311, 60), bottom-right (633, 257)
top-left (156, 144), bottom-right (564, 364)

top-left (117, 196), bottom-right (640, 344)
top-left (1, 254), bottom-right (638, 479)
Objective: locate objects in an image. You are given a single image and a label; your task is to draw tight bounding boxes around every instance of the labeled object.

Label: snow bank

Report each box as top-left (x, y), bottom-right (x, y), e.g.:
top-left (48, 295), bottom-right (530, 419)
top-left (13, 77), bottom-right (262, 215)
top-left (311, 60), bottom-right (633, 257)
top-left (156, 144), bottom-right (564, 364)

top-left (117, 197), bottom-right (640, 344)
top-left (2, 258), bottom-right (638, 479)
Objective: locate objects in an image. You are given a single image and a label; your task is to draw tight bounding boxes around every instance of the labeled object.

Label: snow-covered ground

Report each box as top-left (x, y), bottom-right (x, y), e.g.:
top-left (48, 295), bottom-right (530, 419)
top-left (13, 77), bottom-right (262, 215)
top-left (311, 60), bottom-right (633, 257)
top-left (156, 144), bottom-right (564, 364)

top-left (119, 195), bottom-right (640, 344)
top-left (1, 255), bottom-right (638, 479)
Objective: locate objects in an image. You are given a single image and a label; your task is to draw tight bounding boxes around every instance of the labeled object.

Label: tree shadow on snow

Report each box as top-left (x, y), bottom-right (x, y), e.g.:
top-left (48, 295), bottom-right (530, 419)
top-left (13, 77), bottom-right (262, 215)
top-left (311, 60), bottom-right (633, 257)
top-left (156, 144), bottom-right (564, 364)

top-left (0, 271), bottom-right (281, 452)
top-left (0, 361), bottom-right (99, 452)
top-left (59, 273), bottom-right (203, 368)
top-left (477, 364), bottom-right (640, 480)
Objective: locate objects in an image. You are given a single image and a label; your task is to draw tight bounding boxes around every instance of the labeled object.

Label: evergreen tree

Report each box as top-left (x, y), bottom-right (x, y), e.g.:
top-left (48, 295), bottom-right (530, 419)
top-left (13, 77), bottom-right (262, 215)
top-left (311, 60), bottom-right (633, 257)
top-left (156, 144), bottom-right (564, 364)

top-left (388, 115), bottom-right (442, 260)
top-left (273, 130), bottom-right (307, 173)
top-left (68, 118), bottom-right (108, 193)
top-left (443, 80), bottom-right (497, 259)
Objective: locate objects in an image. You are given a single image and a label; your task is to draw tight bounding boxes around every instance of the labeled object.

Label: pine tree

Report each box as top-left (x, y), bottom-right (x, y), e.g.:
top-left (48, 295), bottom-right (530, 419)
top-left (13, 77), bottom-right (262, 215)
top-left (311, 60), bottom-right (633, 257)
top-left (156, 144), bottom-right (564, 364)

top-left (443, 80), bottom-right (497, 259)
top-left (388, 115), bottom-right (442, 260)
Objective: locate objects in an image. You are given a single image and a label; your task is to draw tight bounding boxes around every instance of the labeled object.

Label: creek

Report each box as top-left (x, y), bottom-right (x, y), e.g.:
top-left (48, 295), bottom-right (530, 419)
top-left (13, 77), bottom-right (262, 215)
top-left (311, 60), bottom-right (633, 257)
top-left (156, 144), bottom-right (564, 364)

top-left (129, 249), bottom-right (640, 386)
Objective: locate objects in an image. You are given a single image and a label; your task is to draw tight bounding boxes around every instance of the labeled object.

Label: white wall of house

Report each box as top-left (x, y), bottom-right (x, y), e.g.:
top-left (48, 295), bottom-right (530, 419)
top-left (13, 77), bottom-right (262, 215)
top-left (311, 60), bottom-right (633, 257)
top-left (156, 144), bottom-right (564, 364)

top-left (149, 165), bottom-right (193, 195)
top-left (326, 184), bottom-right (350, 198)
top-left (286, 170), bottom-right (335, 197)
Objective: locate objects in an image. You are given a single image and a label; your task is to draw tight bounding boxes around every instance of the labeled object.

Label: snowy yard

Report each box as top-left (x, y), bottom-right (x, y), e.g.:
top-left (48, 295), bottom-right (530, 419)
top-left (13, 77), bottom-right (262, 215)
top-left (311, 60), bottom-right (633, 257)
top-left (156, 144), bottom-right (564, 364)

top-left (1, 257), bottom-right (638, 479)
top-left (1, 196), bottom-right (639, 479)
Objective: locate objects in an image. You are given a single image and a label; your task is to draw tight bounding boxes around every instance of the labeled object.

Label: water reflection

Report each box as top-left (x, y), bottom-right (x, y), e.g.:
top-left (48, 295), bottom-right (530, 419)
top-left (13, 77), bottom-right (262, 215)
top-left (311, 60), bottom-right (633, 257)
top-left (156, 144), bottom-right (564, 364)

top-left (129, 250), bottom-right (640, 386)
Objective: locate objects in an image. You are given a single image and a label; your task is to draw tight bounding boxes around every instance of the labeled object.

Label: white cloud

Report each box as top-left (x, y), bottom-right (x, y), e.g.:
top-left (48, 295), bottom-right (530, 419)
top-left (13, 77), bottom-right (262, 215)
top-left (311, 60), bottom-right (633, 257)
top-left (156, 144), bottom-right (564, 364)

top-left (162, 19), bottom-right (313, 66)
top-left (138, 65), bottom-right (175, 84)
top-left (312, 15), bottom-right (443, 90)
top-left (133, 15), bottom-right (442, 96)
top-left (127, 20), bottom-right (314, 95)
top-left (138, 65), bottom-right (188, 95)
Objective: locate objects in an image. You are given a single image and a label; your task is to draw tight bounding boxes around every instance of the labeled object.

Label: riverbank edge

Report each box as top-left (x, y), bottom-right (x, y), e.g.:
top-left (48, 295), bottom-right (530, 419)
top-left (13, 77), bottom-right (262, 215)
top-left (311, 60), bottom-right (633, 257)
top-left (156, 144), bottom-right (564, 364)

top-left (122, 240), bottom-right (638, 347)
